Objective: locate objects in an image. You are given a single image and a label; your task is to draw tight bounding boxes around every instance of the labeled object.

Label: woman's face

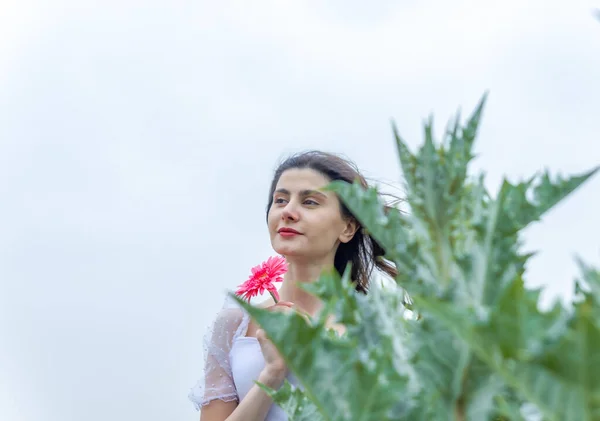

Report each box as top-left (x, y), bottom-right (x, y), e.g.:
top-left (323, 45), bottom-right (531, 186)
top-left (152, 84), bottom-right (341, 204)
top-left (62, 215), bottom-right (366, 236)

top-left (267, 168), bottom-right (358, 263)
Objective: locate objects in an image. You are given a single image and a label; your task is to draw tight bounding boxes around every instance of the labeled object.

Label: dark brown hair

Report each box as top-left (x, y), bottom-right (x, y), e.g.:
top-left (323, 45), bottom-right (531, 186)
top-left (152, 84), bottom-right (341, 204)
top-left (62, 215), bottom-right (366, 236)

top-left (265, 150), bottom-right (397, 293)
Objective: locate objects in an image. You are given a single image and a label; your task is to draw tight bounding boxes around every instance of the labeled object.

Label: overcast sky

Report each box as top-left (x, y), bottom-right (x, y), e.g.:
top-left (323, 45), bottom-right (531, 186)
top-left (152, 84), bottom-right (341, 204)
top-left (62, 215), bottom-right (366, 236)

top-left (1, 1), bottom-right (599, 420)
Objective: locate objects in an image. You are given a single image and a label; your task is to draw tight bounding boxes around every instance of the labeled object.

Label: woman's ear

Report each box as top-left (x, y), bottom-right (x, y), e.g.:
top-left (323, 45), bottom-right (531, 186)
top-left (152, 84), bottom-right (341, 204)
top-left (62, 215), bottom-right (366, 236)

top-left (339, 218), bottom-right (359, 244)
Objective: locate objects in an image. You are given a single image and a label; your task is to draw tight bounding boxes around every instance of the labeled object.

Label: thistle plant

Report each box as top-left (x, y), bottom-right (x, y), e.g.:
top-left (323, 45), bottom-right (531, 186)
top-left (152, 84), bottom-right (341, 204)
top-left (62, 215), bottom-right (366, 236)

top-left (234, 94), bottom-right (599, 421)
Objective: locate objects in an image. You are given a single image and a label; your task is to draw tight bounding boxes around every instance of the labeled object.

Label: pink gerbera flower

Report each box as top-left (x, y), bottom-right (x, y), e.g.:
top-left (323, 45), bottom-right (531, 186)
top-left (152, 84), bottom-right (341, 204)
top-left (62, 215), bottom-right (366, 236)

top-left (235, 256), bottom-right (288, 303)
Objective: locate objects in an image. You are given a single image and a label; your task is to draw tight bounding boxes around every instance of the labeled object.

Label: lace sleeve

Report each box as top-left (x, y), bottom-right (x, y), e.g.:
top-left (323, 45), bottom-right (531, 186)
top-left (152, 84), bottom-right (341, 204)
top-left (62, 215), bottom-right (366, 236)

top-left (188, 297), bottom-right (250, 410)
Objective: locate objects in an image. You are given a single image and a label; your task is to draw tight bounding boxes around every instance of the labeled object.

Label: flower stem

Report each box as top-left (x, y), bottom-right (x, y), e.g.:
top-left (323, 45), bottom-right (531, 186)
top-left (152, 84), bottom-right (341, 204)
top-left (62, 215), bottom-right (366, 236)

top-left (268, 291), bottom-right (279, 304)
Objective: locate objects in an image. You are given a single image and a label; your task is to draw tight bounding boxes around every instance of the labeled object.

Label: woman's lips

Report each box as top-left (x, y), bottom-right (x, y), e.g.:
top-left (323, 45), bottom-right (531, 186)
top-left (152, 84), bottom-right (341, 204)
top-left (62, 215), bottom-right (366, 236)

top-left (278, 228), bottom-right (301, 237)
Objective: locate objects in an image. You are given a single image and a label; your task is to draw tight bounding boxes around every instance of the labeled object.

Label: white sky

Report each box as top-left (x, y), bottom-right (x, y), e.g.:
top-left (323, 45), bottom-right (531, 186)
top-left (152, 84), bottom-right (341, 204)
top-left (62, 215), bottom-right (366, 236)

top-left (1, 1), bottom-right (599, 420)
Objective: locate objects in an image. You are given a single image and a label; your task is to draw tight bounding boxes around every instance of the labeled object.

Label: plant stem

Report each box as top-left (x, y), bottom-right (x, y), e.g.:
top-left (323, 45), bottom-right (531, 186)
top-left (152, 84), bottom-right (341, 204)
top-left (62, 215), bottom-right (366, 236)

top-left (269, 291), bottom-right (279, 304)
top-left (455, 398), bottom-right (466, 421)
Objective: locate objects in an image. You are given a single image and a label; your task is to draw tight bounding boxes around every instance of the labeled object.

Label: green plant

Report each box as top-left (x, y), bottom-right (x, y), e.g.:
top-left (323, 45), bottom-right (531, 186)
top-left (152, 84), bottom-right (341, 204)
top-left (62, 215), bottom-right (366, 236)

top-left (234, 94), bottom-right (599, 421)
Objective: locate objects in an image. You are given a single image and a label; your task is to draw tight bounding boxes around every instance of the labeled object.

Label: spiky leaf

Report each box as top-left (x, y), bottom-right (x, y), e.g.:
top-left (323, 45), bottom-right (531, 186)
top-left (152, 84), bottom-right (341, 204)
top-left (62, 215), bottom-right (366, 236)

top-left (257, 380), bottom-right (324, 421)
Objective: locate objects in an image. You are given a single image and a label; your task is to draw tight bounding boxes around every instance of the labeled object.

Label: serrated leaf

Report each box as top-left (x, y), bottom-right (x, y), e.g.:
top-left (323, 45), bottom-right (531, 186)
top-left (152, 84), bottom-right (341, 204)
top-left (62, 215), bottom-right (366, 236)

top-left (416, 260), bottom-right (600, 421)
top-left (497, 167), bottom-right (599, 236)
top-left (327, 180), bottom-right (434, 296)
top-left (257, 380), bottom-right (324, 421)
top-left (325, 181), bottom-right (411, 263)
top-left (575, 256), bottom-right (600, 304)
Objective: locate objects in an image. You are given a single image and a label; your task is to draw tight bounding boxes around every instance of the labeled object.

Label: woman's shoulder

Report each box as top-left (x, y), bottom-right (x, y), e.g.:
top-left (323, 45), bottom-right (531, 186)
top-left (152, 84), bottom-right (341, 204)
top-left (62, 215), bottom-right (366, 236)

top-left (201, 295), bottom-right (247, 340)
top-left (209, 294), bottom-right (274, 334)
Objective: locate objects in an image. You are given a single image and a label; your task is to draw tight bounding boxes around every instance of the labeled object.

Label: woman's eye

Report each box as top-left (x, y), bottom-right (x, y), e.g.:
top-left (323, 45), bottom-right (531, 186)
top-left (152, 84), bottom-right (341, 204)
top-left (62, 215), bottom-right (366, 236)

top-left (274, 198), bottom-right (287, 204)
top-left (304, 199), bottom-right (319, 206)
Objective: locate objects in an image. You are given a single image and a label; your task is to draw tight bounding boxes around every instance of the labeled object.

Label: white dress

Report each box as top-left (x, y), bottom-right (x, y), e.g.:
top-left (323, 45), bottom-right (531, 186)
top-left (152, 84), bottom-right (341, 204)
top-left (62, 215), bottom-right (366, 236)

top-left (188, 297), bottom-right (297, 421)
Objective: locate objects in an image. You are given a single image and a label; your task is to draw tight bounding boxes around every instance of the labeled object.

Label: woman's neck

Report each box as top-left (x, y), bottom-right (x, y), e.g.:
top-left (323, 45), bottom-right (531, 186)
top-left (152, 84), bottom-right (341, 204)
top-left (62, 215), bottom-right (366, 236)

top-left (277, 259), bottom-right (332, 316)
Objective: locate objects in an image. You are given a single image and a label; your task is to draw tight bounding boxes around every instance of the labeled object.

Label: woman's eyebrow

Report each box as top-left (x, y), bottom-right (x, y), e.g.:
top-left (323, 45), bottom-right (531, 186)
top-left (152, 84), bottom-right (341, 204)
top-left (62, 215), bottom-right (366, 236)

top-left (274, 188), bottom-right (327, 198)
top-left (301, 189), bottom-right (328, 199)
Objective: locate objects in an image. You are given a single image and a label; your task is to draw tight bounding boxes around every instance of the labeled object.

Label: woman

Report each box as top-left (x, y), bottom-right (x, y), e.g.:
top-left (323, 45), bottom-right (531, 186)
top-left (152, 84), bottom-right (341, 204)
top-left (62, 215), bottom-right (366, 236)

top-left (188, 151), bottom-right (397, 421)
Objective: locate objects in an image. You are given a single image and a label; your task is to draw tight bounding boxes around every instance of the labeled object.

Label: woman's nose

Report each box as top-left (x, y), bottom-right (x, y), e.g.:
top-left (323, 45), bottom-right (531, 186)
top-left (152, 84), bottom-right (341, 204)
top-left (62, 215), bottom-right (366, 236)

top-left (281, 203), bottom-right (299, 221)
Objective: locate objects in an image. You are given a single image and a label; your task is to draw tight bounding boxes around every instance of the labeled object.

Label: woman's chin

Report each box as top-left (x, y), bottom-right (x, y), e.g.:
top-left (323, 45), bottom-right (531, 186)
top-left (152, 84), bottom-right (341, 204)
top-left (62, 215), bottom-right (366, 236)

top-left (272, 245), bottom-right (302, 258)
top-left (273, 247), bottom-right (294, 257)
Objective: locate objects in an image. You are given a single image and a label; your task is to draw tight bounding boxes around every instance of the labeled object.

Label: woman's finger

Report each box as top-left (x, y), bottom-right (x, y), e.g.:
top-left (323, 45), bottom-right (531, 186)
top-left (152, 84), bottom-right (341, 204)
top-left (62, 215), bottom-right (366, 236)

top-left (268, 302), bottom-right (294, 313)
top-left (270, 304), bottom-right (312, 324)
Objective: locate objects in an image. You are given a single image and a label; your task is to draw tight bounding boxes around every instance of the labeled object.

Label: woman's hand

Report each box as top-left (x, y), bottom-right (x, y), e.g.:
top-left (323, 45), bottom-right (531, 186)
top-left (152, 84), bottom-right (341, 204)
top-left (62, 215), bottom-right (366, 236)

top-left (256, 301), bottom-right (294, 380)
top-left (256, 301), bottom-right (313, 384)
